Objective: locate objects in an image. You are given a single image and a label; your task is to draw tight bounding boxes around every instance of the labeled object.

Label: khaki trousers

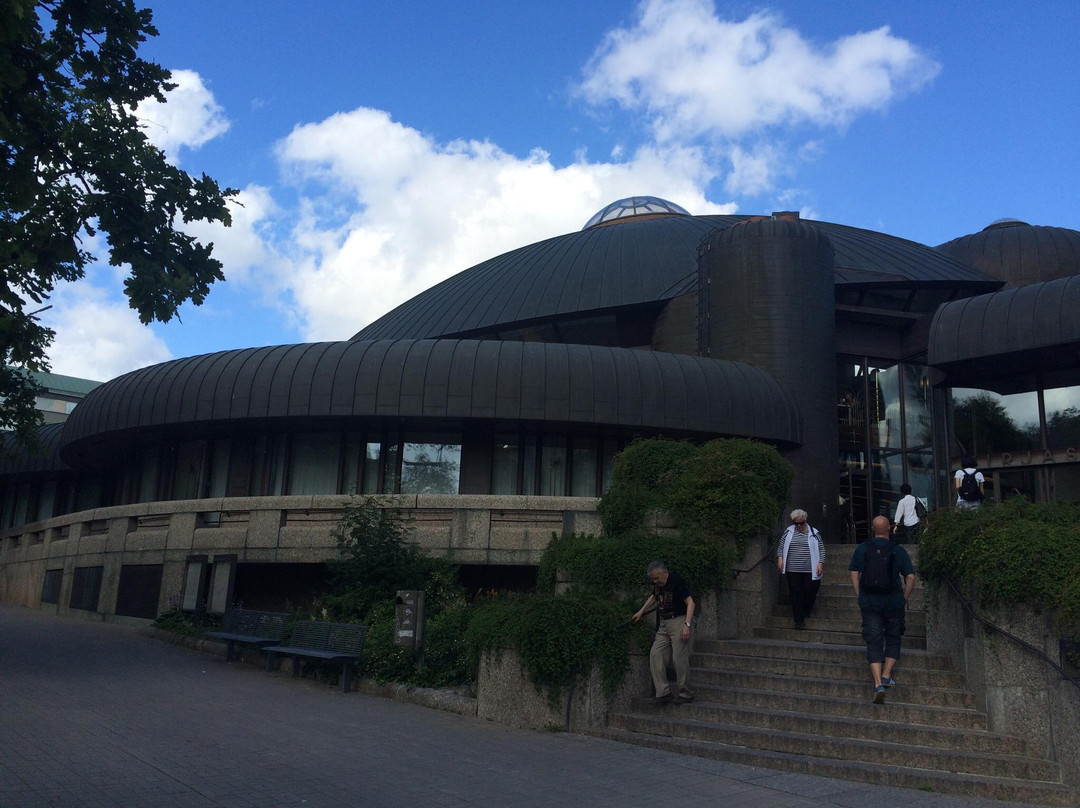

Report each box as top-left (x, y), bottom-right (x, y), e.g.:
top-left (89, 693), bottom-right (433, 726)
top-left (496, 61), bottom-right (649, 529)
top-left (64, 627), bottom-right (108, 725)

top-left (649, 617), bottom-right (693, 698)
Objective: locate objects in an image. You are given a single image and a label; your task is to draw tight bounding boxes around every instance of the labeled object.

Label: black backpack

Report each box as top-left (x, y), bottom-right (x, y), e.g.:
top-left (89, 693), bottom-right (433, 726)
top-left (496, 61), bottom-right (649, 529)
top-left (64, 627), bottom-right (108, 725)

top-left (958, 470), bottom-right (982, 502)
top-left (861, 540), bottom-right (896, 595)
top-left (914, 497), bottom-right (927, 520)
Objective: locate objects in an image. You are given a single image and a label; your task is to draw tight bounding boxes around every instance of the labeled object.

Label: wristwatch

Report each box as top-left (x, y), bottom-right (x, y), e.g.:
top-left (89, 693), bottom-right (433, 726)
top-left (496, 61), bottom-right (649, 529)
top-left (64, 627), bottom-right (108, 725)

top-left (684, 621), bottom-right (691, 627)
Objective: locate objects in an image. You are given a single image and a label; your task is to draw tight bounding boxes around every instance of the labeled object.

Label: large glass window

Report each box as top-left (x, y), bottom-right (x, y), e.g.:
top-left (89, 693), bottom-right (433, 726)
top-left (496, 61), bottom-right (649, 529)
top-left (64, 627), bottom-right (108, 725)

top-left (288, 432), bottom-right (341, 495)
top-left (207, 440), bottom-right (230, 499)
top-left (540, 436), bottom-right (567, 496)
top-left (137, 446), bottom-right (160, 503)
top-left (400, 435), bottom-right (461, 495)
top-left (951, 388), bottom-right (1040, 456)
top-left (867, 364), bottom-right (901, 449)
top-left (361, 440), bottom-right (382, 494)
top-left (252, 434), bottom-right (287, 496)
top-left (902, 364), bottom-right (933, 448)
top-left (1043, 385), bottom-right (1080, 448)
top-left (571, 439), bottom-right (598, 497)
top-left (601, 439), bottom-right (619, 494)
top-left (522, 437), bottom-right (537, 495)
top-left (172, 440), bottom-right (207, 500)
top-left (492, 434), bottom-right (520, 495)
top-left (839, 357), bottom-right (939, 541)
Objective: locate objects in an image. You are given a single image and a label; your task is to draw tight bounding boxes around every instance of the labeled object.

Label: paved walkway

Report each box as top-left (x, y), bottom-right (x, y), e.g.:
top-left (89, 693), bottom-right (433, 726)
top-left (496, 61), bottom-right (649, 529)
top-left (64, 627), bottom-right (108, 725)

top-left (0, 604), bottom-right (1045, 808)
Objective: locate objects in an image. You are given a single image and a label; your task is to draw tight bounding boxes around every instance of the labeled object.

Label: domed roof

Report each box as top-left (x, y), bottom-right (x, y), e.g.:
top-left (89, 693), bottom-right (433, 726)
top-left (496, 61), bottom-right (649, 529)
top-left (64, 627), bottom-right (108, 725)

top-left (58, 339), bottom-right (802, 463)
top-left (937, 221), bottom-right (1080, 288)
top-left (0, 423), bottom-right (69, 477)
top-left (582, 196), bottom-right (690, 229)
top-left (354, 213), bottom-right (997, 342)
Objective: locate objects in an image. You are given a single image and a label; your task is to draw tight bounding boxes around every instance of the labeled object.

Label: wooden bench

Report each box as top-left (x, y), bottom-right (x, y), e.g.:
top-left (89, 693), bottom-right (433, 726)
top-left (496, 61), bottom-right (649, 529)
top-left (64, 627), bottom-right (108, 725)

top-left (264, 621), bottom-right (369, 692)
top-left (203, 609), bottom-right (289, 662)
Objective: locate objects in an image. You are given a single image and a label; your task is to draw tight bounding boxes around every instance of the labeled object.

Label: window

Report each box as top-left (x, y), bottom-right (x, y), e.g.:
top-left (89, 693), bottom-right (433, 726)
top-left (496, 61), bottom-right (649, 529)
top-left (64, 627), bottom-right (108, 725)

top-left (951, 388), bottom-right (1040, 456)
top-left (400, 435), bottom-right (461, 495)
top-left (361, 439), bottom-right (382, 494)
top-left (252, 434), bottom-right (287, 496)
top-left (571, 439), bottom-right (598, 497)
top-left (1043, 385), bottom-right (1080, 448)
top-left (69, 566), bottom-right (104, 612)
top-left (540, 437), bottom-right (567, 496)
top-left (287, 432), bottom-right (341, 495)
top-left (172, 440), bottom-right (208, 500)
top-left (41, 569), bottom-right (63, 604)
top-left (492, 434), bottom-right (520, 495)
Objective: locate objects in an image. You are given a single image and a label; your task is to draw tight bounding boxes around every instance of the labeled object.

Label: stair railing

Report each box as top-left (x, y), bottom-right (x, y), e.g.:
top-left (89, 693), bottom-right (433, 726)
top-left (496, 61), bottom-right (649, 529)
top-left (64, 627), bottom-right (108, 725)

top-left (940, 575), bottom-right (1080, 694)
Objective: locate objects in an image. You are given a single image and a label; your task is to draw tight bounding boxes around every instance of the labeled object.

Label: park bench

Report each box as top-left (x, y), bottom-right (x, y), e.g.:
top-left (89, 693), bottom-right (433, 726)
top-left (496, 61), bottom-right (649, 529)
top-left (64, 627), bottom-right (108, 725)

top-left (264, 621), bottom-right (369, 692)
top-left (203, 609), bottom-right (290, 662)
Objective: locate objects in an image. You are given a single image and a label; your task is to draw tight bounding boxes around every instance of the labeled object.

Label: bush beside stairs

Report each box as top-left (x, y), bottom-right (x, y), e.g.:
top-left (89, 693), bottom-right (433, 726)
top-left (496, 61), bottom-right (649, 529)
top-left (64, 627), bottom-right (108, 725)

top-left (589, 547), bottom-right (1078, 806)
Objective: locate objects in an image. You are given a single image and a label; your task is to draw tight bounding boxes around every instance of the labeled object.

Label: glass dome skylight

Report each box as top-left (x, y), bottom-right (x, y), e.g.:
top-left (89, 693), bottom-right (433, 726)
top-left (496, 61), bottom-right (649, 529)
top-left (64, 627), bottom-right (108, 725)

top-left (583, 196), bottom-right (690, 230)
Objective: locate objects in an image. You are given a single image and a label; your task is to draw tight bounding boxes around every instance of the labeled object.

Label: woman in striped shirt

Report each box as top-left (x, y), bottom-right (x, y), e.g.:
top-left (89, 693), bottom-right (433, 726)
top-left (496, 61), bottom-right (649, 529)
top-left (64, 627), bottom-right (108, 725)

top-left (776, 508), bottom-right (826, 630)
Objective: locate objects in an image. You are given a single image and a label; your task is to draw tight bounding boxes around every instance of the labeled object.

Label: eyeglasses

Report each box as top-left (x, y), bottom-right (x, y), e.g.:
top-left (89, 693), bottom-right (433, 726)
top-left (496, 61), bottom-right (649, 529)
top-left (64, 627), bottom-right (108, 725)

top-left (793, 520), bottom-right (806, 525)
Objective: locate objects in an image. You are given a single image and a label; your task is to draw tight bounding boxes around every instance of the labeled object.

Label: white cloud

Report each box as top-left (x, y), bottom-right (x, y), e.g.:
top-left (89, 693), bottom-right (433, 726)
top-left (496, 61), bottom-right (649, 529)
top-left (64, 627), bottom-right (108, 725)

top-left (133, 69), bottom-right (230, 159)
top-left (270, 108), bottom-right (734, 340)
top-left (578, 0), bottom-right (940, 142)
top-left (42, 283), bottom-right (172, 382)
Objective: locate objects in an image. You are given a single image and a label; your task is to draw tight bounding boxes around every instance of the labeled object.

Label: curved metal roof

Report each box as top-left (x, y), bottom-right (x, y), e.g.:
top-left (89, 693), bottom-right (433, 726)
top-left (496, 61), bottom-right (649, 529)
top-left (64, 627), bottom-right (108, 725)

top-left (59, 339), bottom-right (801, 459)
top-left (354, 214), bottom-right (997, 341)
top-left (0, 423), bottom-right (70, 477)
top-left (928, 275), bottom-right (1080, 393)
top-left (937, 222), bottom-right (1080, 288)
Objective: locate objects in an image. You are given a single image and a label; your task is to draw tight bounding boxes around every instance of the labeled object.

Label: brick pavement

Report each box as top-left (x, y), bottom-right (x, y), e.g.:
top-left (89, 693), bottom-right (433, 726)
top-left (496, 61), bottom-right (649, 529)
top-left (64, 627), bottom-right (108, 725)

top-left (0, 604), bottom-right (1046, 808)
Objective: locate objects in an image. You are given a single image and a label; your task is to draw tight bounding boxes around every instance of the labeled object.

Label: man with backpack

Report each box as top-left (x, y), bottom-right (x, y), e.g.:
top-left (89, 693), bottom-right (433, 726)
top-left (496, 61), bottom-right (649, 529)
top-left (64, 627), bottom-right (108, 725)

top-left (954, 457), bottom-right (985, 509)
top-left (892, 483), bottom-right (925, 543)
top-left (849, 516), bottom-right (916, 704)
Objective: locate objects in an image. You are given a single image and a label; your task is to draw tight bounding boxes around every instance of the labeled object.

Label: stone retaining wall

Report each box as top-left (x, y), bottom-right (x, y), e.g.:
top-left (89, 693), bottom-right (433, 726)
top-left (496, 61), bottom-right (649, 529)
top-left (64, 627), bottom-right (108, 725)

top-left (0, 494), bottom-right (601, 620)
top-left (926, 583), bottom-right (1080, 786)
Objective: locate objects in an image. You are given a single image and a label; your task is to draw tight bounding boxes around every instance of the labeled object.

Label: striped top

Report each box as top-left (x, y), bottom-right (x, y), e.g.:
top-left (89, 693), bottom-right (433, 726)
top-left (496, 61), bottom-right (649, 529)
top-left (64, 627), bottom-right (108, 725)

top-left (778, 525), bottom-right (825, 573)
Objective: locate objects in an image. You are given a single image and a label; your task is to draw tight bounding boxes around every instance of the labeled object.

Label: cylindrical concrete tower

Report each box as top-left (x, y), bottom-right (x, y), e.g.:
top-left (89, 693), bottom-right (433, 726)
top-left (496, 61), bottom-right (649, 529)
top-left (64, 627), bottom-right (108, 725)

top-left (699, 215), bottom-right (839, 537)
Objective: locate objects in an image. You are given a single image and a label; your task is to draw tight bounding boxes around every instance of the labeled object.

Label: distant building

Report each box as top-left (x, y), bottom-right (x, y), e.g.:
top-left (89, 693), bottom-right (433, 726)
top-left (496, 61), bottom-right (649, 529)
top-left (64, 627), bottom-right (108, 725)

top-left (30, 371), bottom-right (102, 424)
top-left (2, 199), bottom-right (1078, 619)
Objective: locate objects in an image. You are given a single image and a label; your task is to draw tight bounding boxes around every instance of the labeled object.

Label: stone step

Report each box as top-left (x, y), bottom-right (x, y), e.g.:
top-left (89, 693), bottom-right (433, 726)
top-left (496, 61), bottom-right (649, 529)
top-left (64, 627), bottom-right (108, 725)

top-left (588, 728), bottom-right (1076, 806)
top-left (685, 683), bottom-right (987, 729)
top-left (693, 638), bottom-right (953, 671)
top-left (752, 626), bottom-right (928, 650)
top-left (761, 614), bottom-right (927, 636)
top-left (806, 583), bottom-right (925, 604)
top-left (623, 697), bottom-right (1025, 755)
top-left (690, 652), bottom-right (965, 688)
top-left (606, 713), bottom-right (1058, 781)
top-left (769, 604), bottom-right (927, 626)
top-left (691, 668), bottom-right (973, 708)
top-left (778, 591), bottom-right (927, 611)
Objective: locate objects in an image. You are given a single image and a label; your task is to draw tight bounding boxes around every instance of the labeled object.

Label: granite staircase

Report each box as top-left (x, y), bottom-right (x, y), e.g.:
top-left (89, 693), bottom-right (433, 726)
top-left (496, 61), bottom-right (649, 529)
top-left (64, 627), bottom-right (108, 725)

top-left (592, 549), bottom-right (1077, 805)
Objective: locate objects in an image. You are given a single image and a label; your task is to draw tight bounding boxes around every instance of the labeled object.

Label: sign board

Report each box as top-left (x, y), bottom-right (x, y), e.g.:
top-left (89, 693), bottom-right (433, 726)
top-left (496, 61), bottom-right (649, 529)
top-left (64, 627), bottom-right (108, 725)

top-left (394, 590), bottom-right (426, 649)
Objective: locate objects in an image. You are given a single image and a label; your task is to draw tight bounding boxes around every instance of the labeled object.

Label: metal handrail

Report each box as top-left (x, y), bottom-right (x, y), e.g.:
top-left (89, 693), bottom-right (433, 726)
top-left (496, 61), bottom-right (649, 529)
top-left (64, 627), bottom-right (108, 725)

top-left (940, 575), bottom-right (1080, 694)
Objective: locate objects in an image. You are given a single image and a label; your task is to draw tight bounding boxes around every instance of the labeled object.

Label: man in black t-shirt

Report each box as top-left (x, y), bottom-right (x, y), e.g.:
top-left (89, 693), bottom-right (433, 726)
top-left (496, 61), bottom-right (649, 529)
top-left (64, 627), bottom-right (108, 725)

top-left (632, 560), bottom-right (695, 704)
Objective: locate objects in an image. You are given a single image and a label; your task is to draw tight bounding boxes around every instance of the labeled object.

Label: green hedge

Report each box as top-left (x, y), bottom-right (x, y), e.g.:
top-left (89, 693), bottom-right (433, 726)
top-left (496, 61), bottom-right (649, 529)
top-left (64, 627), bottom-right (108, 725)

top-left (597, 438), bottom-right (792, 558)
top-left (918, 500), bottom-right (1080, 637)
top-left (464, 591), bottom-right (650, 704)
top-left (536, 530), bottom-right (734, 599)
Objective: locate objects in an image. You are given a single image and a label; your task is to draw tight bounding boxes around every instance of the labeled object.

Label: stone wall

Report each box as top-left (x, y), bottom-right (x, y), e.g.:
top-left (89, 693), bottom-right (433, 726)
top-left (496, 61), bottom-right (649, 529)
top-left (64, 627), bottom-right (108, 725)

top-left (0, 494), bottom-right (601, 621)
top-left (477, 648), bottom-right (650, 732)
top-left (926, 583), bottom-right (1080, 786)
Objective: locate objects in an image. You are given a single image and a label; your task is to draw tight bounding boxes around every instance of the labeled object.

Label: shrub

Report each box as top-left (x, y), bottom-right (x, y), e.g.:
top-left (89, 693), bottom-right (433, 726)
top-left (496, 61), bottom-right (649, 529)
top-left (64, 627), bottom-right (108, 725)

top-left (919, 499), bottom-right (1080, 637)
top-left (597, 437), bottom-right (793, 557)
top-left (537, 530), bottom-right (734, 599)
top-left (597, 438), bottom-right (697, 534)
top-left (464, 590), bottom-right (649, 704)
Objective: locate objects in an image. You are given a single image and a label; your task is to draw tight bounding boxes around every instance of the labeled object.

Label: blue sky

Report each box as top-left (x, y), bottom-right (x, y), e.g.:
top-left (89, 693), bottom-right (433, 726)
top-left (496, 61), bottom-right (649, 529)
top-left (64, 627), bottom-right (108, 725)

top-left (41, 0), bottom-right (1080, 381)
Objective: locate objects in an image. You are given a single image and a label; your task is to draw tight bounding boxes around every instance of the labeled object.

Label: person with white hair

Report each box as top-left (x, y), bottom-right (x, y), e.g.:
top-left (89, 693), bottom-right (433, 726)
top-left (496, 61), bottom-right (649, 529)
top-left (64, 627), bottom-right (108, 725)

top-left (776, 508), bottom-right (825, 630)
